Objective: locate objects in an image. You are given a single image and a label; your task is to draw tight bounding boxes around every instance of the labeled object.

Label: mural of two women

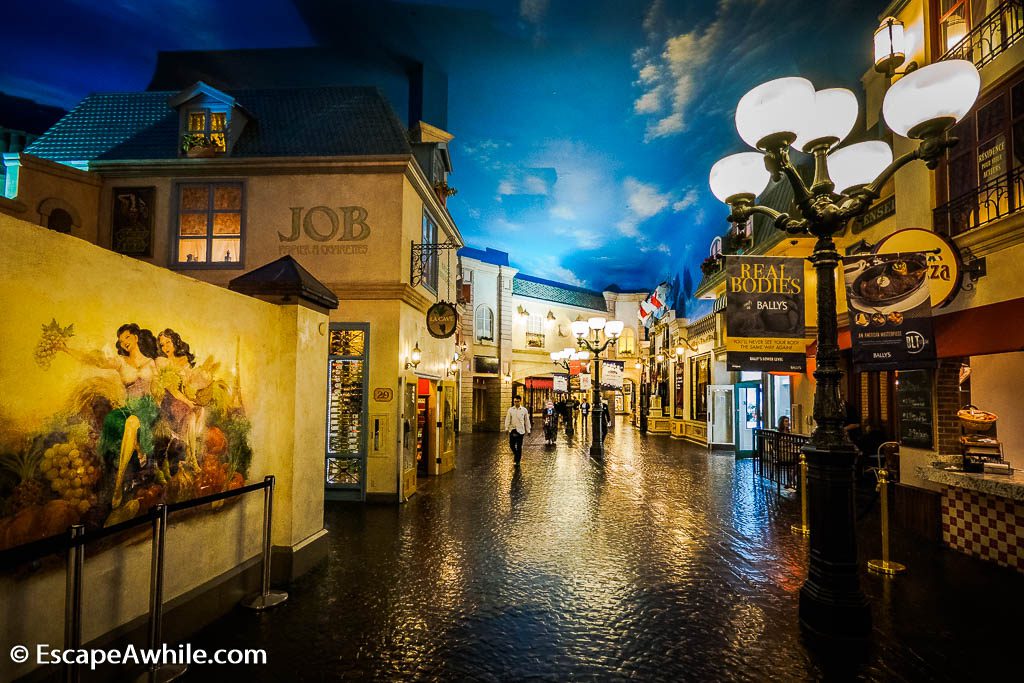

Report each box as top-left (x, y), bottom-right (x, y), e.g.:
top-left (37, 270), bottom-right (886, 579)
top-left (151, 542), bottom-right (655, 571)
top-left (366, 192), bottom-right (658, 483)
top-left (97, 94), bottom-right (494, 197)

top-left (0, 321), bottom-right (252, 550)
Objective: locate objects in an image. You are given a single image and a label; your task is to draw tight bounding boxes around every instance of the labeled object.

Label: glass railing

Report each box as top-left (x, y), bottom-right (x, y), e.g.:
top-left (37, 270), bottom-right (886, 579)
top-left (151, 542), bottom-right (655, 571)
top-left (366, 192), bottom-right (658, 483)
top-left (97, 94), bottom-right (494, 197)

top-left (941, 0), bottom-right (1024, 69)
top-left (933, 165), bottom-right (1024, 237)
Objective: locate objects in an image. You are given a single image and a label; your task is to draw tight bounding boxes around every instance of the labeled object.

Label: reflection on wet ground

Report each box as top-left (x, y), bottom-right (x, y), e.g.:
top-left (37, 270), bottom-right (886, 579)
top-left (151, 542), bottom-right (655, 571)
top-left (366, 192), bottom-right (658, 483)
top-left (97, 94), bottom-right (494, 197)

top-left (187, 417), bottom-right (1020, 680)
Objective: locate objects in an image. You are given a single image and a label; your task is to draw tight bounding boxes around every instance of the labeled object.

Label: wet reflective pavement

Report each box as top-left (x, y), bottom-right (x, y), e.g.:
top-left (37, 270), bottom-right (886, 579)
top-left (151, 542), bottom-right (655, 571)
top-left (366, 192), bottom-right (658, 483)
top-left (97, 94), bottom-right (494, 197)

top-left (186, 418), bottom-right (1021, 681)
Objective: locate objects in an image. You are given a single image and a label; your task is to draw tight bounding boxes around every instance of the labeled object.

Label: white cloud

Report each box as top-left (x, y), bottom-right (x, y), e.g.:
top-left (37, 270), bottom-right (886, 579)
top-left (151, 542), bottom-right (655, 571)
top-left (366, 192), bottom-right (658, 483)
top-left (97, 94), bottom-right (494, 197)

top-left (496, 171), bottom-right (551, 197)
top-left (633, 87), bottom-right (663, 114)
top-left (633, 1), bottom-right (729, 141)
top-left (624, 178), bottom-right (670, 219)
top-left (519, 0), bottom-right (548, 23)
top-left (551, 205), bottom-right (577, 220)
top-left (672, 188), bottom-right (699, 212)
top-left (656, 243), bottom-right (672, 254)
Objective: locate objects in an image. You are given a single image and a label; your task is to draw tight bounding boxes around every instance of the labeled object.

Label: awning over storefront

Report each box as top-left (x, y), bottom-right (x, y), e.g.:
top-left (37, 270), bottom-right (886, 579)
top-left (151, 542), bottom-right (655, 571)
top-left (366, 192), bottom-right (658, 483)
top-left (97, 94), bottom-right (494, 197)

top-left (525, 377), bottom-right (553, 389)
top-left (805, 299), bottom-right (1024, 366)
top-left (933, 298), bottom-right (1024, 358)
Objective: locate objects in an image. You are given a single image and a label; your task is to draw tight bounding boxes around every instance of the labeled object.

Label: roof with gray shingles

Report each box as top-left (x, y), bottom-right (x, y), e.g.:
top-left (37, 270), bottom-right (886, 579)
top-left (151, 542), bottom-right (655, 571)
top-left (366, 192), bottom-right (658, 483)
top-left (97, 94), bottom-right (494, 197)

top-left (25, 86), bottom-right (411, 163)
top-left (513, 273), bottom-right (608, 311)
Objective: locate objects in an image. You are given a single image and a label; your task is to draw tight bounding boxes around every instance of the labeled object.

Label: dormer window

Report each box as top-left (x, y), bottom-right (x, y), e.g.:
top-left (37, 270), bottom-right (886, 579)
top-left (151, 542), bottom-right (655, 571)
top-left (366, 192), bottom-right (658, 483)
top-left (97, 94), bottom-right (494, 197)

top-left (187, 109), bottom-right (227, 153)
top-left (169, 82), bottom-right (249, 158)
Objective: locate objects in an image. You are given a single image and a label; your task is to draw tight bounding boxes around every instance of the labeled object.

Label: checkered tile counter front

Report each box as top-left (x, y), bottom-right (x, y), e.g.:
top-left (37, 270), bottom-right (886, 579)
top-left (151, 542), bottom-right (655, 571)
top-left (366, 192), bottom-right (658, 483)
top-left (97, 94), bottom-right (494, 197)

top-left (942, 487), bottom-right (1024, 573)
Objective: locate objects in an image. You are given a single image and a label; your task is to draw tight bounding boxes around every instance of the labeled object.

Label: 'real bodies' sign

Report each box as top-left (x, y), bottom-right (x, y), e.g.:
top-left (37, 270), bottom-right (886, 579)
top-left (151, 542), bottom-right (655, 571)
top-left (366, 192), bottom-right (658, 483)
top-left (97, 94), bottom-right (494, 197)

top-left (725, 256), bottom-right (806, 372)
top-left (278, 206), bottom-right (371, 256)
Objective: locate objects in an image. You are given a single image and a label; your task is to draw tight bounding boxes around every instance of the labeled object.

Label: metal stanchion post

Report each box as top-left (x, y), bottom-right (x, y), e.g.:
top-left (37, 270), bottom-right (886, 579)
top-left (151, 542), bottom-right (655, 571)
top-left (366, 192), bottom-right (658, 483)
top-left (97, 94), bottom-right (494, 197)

top-left (64, 524), bottom-right (84, 683)
top-left (791, 453), bottom-right (810, 536)
top-left (243, 475), bottom-right (288, 610)
top-left (135, 505), bottom-right (187, 683)
top-left (868, 468), bottom-right (906, 575)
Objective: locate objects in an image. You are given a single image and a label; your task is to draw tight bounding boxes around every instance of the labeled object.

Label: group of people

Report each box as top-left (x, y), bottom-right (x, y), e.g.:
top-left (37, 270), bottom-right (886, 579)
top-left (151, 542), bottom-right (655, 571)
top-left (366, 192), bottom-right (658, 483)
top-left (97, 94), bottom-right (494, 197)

top-left (504, 394), bottom-right (611, 465)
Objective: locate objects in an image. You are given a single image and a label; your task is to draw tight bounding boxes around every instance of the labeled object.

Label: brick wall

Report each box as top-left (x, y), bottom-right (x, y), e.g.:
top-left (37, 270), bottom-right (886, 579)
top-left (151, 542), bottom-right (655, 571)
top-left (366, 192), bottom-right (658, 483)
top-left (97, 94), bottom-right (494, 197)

top-left (936, 357), bottom-right (967, 455)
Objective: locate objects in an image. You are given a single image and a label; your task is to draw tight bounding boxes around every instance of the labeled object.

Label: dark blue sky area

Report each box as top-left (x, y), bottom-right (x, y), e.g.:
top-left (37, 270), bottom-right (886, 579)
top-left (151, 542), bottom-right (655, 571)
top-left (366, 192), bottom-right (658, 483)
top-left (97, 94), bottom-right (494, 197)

top-left (3, 0), bottom-right (883, 309)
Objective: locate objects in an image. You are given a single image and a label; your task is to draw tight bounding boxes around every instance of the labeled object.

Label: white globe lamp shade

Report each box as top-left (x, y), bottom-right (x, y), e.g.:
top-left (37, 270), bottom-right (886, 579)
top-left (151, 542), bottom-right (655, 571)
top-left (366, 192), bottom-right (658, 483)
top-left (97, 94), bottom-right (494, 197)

top-left (574, 351), bottom-right (588, 361)
top-left (570, 320), bottom-right (589, 338)
top-left (563, 347), bottom-right (575, 357)
top-left (883, 60), bottom-right (980, 138)
top-left (588, 316), bottom-right (607, 331)
top-left (709, 153), bottom-right (771, 204)
top-left (827, 141), bottom-right (894, 194)
top-left (735, 76), bottom-right (816, 149)
top-left (550, 352), bottom-right (560, 362)
top-left (604, 320), bottom-right (625, 338)
top-left (793, 88), bottom-right (859, 152)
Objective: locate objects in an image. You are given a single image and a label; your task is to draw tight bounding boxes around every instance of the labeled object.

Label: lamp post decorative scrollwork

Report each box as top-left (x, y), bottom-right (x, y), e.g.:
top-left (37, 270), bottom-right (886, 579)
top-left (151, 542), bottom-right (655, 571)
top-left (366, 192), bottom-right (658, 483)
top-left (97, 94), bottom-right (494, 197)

top-left (708, 59), bottom-right (980, 637)
top-left (571, 317), bottom-right (624, 460)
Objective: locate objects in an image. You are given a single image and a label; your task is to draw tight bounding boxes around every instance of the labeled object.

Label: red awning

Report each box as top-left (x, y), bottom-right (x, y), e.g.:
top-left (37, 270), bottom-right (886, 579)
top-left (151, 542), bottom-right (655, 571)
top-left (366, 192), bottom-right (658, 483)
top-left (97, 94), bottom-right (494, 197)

top-left (804, 299), bottom-right (1024, 363)
top-left (525, 377), bottom-right (553, 389)
top-left (933, 298), bottom-right (1024, 358)
top-left (806, 329), bottom-right (852, 357)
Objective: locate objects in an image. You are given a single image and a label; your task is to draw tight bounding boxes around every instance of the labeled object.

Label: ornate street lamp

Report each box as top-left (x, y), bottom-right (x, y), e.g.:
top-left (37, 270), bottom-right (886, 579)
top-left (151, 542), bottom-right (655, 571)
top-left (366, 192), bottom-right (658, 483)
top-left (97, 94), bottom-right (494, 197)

top-left (708, 60), bottom-right (980, 637)
top-left (571, 317), bottom-right (624, 460)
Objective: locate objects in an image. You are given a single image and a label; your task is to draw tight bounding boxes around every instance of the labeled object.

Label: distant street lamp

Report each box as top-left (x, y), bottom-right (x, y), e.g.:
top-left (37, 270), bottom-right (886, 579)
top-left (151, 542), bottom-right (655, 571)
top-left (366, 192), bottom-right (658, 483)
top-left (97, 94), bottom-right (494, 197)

top-left (708, 60), bottom-right (980, 637)
top-left (572, 317), bottom-right (623, 460)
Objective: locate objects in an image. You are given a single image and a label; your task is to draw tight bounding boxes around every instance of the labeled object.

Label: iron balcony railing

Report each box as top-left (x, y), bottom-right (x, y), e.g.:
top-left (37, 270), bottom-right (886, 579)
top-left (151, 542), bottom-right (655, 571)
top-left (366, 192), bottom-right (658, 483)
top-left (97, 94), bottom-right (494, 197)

top-left (940, 0), bottom-right (1024, 69)
top-left (753, 429), bottom-right (809, 492)
top-left (933, 164), bottom-right (1024, 237)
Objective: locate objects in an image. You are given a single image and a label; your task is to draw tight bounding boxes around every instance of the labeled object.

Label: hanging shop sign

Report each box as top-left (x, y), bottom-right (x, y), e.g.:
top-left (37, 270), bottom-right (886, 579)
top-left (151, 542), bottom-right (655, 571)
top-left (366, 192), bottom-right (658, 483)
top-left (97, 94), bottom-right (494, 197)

top-left (580, 373), bottom-right (592, 391)
top-left (842, 252), bottom-right (937, 371)
top-left (874, 228), bottom-right (962, 308)
top-left (553, 374), bottom-right (569, 393)
top-left (601, 360), bottom-right (625, 389)
top-left (426, 301), bottom-right (458, 339)
top-left (725, 256), bottom-right (806, 372)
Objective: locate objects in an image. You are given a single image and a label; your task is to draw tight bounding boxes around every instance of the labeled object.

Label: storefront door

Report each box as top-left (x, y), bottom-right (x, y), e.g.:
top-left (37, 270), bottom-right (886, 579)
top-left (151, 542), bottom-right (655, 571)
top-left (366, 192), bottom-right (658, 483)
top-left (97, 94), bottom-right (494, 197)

top-left (401, 381), bottom-right (418, 500)
top-left (707, 385), bottom-right (734, 448)
top-left (439, 381), bottom-right (457, 473)
top-left (416, 379), bottom-right (433, 477)
top-left (325, 323), bottom-right (369, 501)
top-left (734, 380), bottom-right (763, 458)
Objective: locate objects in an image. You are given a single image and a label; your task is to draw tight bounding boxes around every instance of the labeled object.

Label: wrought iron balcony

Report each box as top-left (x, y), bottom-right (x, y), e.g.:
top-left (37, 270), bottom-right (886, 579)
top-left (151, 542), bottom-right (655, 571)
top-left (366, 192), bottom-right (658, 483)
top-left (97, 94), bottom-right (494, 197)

top-left (940, 0), bottom-right (1024, 69)
top-left (933, 165), bottom-right (1024, 237)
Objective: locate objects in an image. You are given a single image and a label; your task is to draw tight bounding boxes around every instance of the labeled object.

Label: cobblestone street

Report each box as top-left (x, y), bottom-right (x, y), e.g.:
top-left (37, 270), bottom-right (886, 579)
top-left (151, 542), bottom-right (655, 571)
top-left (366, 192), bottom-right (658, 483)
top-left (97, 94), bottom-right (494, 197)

top-left (186, 419), bottom-right (1021, 681)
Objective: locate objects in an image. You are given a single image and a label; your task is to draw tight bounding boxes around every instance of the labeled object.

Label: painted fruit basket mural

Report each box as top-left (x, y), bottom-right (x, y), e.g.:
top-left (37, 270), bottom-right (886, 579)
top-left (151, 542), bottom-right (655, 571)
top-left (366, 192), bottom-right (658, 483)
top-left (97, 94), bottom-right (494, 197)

top-left (0, 320), bottom-right (253, 552)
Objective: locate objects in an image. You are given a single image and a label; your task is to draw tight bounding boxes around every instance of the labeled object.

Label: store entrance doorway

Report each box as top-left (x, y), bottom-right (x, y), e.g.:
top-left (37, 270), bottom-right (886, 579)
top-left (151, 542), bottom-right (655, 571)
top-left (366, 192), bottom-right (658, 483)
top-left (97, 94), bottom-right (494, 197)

top-left (735, 380), bottom-right (763, 458)
top-left (416, 378), bottom-right (434, 478)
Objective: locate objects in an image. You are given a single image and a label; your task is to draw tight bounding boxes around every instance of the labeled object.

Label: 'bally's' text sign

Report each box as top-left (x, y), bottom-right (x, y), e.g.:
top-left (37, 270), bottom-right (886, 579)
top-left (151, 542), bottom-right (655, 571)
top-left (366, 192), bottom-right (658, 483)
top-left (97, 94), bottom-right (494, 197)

top-left (725, 256), bottom-right (806, 372)
top-left (278, 206), bottom-right (370, 256)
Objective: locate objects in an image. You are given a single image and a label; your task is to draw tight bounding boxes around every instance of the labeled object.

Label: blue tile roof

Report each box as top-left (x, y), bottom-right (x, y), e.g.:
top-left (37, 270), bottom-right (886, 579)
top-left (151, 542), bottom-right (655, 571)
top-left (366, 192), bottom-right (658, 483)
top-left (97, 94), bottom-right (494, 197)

top-left (513, 273), bottom-right (608, 311)
top-left (25, 86), bottom-right (411, 164)
top-left (458, 246), bottom-right (509, 266)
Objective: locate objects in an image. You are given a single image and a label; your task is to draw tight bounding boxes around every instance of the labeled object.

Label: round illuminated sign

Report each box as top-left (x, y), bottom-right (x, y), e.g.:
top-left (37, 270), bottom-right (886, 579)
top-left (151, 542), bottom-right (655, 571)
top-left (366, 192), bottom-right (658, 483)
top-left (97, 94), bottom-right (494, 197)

top-left (874, 228), bottom-right (962, 308)
top-left (426, 301), bottom-right (459, 339)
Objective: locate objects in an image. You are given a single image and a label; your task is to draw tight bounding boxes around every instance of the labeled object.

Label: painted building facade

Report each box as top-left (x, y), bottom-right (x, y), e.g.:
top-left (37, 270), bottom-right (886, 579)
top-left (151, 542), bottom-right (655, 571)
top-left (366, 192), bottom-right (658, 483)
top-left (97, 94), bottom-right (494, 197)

top-left (1, 81), bottom-right (465, 504)
top-left (458, 247), bottom-right (645, 432)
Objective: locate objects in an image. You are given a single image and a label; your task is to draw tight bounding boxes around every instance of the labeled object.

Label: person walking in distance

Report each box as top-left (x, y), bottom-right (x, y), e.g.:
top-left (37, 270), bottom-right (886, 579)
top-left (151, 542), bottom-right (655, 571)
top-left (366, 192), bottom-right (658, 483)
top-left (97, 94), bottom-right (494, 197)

top-left (505, 395), bottom-right (531, 466)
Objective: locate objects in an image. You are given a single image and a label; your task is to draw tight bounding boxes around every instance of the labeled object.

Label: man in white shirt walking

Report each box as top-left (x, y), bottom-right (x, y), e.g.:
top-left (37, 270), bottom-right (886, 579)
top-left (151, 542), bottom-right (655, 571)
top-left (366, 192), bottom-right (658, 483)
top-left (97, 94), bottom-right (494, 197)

top-left (504, 395), bottom-right (531, 466)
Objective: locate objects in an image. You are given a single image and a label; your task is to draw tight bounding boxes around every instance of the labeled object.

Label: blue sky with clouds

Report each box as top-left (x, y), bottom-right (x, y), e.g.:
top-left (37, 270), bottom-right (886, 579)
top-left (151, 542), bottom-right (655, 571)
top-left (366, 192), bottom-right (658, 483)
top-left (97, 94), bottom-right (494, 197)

top-left (2, 0), bottom-right (884, 309)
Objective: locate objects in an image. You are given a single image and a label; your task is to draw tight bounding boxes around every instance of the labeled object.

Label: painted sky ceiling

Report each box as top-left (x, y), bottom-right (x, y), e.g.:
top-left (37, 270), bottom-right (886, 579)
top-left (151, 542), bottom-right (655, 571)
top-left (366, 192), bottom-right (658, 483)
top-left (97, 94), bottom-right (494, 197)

top-left (3, 0), bottom-right (883, 313)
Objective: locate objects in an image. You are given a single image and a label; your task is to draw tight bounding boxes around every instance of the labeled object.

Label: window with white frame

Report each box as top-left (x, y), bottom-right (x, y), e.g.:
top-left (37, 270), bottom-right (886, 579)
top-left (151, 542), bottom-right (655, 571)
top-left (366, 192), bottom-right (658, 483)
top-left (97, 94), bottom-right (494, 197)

top-left (475, 305), bottom-right (494, 341)
top-left (526, 315), bottom-right (545, 348)
top-left (421, 210), bottom-right (439, 291)
top-left (174, 181), bottom-right (243, 266)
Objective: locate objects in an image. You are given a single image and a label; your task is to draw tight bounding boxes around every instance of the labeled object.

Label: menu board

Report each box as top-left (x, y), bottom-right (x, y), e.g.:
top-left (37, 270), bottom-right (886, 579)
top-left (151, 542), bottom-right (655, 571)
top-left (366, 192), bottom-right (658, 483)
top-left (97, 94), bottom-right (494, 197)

top-left (326, 358), bottom-right (364, 484)
top-left (896, 369), bottom-right (934, 449)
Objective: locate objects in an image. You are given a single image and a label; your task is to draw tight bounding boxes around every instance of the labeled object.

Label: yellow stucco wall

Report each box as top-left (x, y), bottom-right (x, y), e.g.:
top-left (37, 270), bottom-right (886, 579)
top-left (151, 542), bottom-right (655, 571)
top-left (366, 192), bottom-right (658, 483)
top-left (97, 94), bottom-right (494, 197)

top-left (0, 214), bottom-right (327, 680)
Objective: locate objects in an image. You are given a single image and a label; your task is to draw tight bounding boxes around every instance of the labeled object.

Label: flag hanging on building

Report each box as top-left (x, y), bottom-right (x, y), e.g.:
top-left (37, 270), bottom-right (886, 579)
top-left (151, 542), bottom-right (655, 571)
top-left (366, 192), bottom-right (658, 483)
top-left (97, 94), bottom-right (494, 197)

top-left (639, 282), bottom-right (673, 328)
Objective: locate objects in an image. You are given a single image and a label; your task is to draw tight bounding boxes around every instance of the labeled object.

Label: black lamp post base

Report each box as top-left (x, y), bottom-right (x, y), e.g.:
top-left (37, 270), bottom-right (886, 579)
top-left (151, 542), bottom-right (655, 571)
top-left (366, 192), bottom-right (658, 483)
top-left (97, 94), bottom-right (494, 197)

top-left (798, 444), bottom-right (871, 638)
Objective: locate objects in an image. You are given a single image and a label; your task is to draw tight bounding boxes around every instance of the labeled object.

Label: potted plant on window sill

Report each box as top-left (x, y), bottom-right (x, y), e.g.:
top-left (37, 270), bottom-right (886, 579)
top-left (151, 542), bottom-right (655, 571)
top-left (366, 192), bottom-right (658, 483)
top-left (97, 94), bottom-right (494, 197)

top-left (433, 181), bottom-right (458, 206)
top-left (181, 134), bottom-right (218, 158)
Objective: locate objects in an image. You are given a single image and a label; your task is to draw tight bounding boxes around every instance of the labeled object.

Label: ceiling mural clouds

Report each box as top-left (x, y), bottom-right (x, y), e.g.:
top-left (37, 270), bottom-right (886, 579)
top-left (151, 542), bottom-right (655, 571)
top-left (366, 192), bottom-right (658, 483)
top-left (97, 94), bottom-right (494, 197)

top-left (1, 0), bottom-right (882, 306)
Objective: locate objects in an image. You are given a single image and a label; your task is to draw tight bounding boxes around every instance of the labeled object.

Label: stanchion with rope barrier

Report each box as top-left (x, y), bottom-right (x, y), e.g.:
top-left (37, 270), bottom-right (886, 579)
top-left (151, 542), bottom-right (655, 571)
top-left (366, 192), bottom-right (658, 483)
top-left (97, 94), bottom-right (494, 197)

top-left (791, 453), bottom-right (810, 536)
top-left (867, 467), bottom-right (906, 576)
